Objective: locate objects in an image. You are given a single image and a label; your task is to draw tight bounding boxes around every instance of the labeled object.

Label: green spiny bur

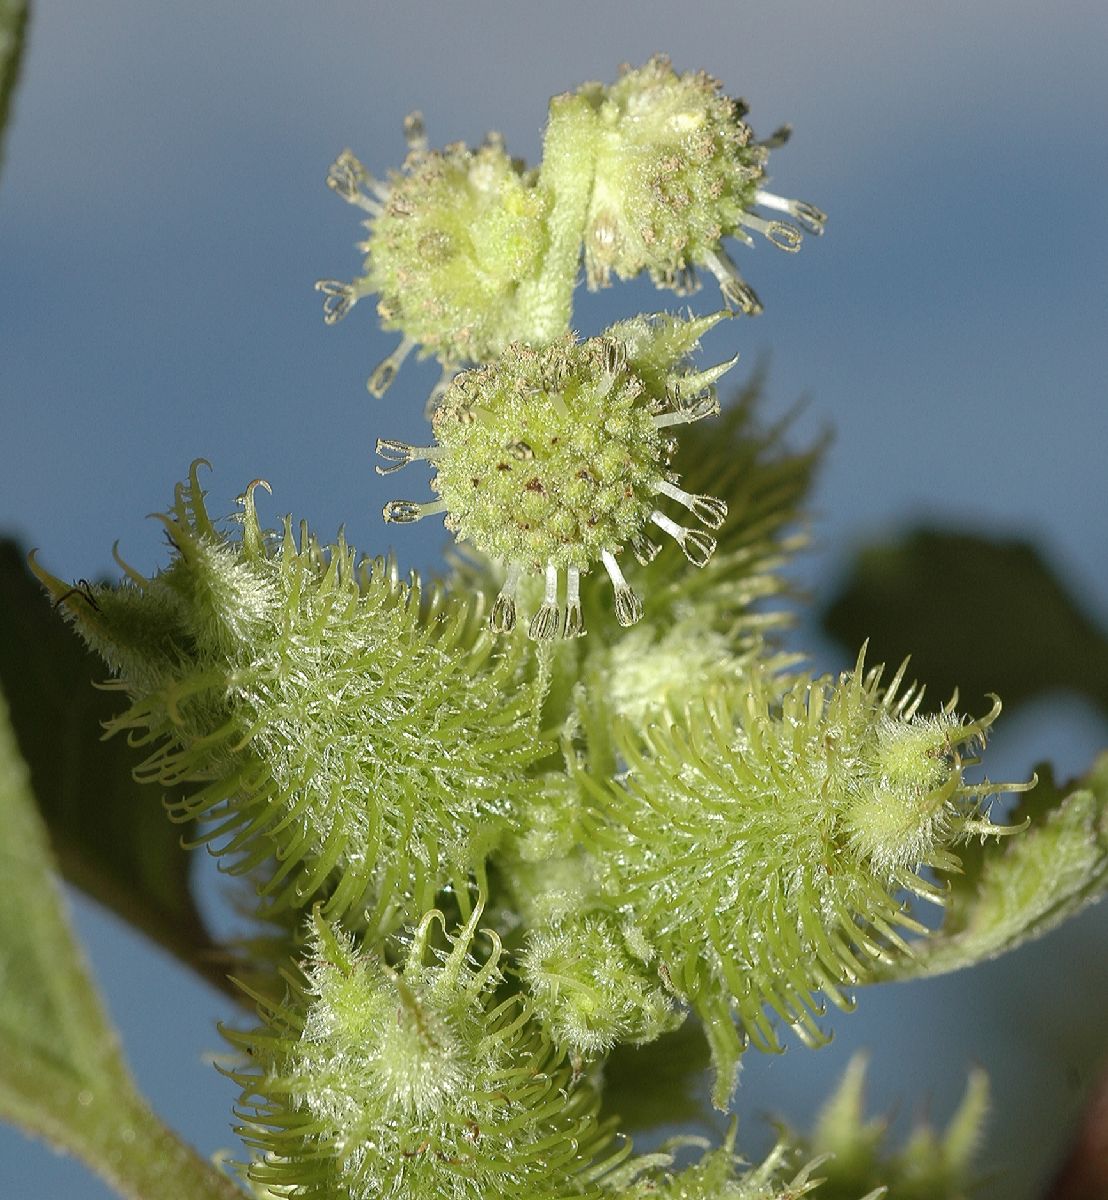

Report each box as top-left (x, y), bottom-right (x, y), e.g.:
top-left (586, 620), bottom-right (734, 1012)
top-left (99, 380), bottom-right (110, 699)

top-left (573, 653), bottom-right (1028, 1105)
top-left (227, 906), bottom-right (623, 1200)
top-left (378, 312), bottom-right (736, 640)
top-left (36, 464), bottom-right (547, 931)
top-left (614, 1118), bottom-right (849, 1200)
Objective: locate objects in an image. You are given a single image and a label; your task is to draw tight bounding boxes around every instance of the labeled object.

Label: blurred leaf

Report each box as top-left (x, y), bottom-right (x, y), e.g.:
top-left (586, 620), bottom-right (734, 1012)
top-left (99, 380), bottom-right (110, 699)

top-left (823, 529), bottom-right (1108, 714)
top-left (1044, 1058), bottom-right (1108, 1200)
top-left (632, 374), bottom-right (827, 631)
top-left (0, 682), bottom-right (130, 1096)
top-left (786, 1054), bottom-right (989, 1200)
top-left (0, 682), bottom-right (243, 1200)
top-left (0, 0), bottom-right (28, 173)
top-left (879, 754), bottom-right (1108, 980)
top-left (0, 539), bottom-right (233, 998)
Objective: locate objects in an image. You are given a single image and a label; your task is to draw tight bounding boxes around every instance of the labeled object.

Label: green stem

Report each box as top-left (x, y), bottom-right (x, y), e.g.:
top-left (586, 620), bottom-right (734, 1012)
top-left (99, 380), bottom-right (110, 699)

top-left (514, 91), bottom-right (597, 344)
top-left (2, 1058), bottom-right (243, 1200)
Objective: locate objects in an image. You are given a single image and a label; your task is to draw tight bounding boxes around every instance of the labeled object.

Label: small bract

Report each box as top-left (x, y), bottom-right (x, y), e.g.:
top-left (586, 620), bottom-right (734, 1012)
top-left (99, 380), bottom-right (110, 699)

top-left (378, 312), bottom-right (736, 639)
top-left (580, 56), bottom-right (826, 313)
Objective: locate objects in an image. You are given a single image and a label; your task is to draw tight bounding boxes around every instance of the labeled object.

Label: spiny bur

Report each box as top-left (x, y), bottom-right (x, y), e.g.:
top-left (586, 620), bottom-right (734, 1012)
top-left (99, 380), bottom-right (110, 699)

top-left (575, 652), bottom-right (1030, 1104)
top-left (227, 906), bottom-right (624, 1200)
top-left (34, 463), bottom-right (546, 931)
top-left (521, 914), bottom-right (682, 1057)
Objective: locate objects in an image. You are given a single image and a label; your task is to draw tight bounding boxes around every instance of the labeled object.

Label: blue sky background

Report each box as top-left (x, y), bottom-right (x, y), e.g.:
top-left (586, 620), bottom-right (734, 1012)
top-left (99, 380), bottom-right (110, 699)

top-left (1, 2), bottom-right (1106, 1196)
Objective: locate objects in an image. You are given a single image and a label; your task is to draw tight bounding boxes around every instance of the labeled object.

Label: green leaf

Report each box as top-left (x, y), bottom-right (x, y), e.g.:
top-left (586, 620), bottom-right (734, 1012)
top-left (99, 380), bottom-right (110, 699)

top-left (0, 682), bottom-right (242, 1200)
top-left (879, 754), bottom-right (1108, 980)
top-left (823, 529), bottom-right (1108, 714)
top-left (0, 0), bottom-right (29, 174)
top-left (0, 539), bottom-right (233, 998)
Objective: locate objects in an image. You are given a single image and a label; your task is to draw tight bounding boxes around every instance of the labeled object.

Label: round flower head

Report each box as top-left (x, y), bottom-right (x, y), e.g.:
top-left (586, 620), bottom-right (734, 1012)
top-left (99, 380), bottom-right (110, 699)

top-left (316, 114), bottom-right (548, 406)
top-left (579, 56), bottom-right (826, 313)
top-left (378, 312), bottom-right (737, 639)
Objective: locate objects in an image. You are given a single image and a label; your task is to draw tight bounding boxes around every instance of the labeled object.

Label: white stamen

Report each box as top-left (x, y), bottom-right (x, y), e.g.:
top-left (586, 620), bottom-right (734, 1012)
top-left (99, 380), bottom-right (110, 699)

top-left (544, 563), bottom-right (558, 605)
top-left (755, 190), bottom-right (827, 235)
top-left (754, 189), bottom-right (792, 214)
top-left (653, 481), bottom-right (728, 529)
top-left (653, 393), bottom-right (719, 428)
top-left (650, 511), bottom-right (716, 566)
top-left (701, 246), bottom-right (762, 314)
top-left (368, 335), bottom-right (417, 398)
top-left (381, 498), bottom-right (448, 524)
top-left (490, 563), bottom-right (522, 634)
top-left (375, 440), bottom-right (441, 476)
top-left (564, 566), bottom-right (584, 638)
top-left (602, 550), bottom-right (643, 627)
top-left (423, 363), bottom-right (457, 419)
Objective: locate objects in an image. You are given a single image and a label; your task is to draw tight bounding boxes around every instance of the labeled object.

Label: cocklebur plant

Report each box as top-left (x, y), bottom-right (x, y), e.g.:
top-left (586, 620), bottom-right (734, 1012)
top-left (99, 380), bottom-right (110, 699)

top-left (16, 55), bottom-right (1108, 1200)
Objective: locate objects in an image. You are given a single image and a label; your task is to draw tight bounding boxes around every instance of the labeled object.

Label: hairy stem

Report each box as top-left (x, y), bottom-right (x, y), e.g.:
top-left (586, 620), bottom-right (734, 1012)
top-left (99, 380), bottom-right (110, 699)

top-left (514, 91), bottom-right (597, 343)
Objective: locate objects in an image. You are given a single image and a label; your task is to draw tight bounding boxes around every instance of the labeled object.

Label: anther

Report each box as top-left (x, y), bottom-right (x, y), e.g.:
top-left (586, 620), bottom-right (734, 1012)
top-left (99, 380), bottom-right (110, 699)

top-left (528, 564), bottom-right (562, 642)
top-left (702, 247), bottom-right (763, 314)
top-left (631, 532), bottom-right (661, 565)
top-left (325, 150), bottom-right (383, 215)
top-left (653, 392), bottom-right (720, 429)
top-left (563, 566), bottom-right (585, 638)
top-left (602, 550), bottom-right (643, 627)
top-left (490, 563), bottom-right (522, 634)
top-left (650, 511), bottom-right (717, 567)
top-left (382, 499), bottom-right (448, 524)
top-left (654, 480), bottom-right (728, 529)
top-left (374, 440), bottom-right (440, 476)
top-left (368, 336), bottom-right (417, 398)
top-left (660, 264), bottom-right (698, 295)
top-left (315, 279), bottom-right (360, 325)
top-left (403, 111), bottom-right (428, 153)
top-left (602, 339), bottom-right (627, 377)
top-left (757, 123), bottom-right (793, 150)
top-left (740, 212), bottom-right (803, 252)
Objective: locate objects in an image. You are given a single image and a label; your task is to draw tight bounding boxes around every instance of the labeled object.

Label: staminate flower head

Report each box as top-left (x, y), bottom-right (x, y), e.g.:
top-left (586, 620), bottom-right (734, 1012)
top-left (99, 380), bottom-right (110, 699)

top-left (316, 115), bottom-right (548, 404)
top-left (377, 312), bottom-right (737, 639)
top-left (579, 56), bottom-right (826, 313)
